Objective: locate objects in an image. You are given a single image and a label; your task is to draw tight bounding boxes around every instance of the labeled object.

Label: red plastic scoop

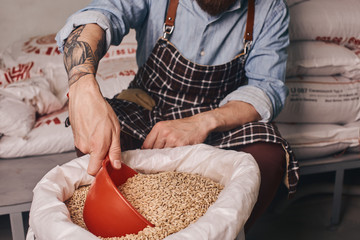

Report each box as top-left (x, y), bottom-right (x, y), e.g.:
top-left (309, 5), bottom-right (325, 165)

top-left (83, 158), bottom-right (154, 237)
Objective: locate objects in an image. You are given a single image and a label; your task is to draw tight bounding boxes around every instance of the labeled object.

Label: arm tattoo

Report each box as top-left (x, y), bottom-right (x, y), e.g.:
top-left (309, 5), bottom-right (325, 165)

top-left (63, 25), bottom-right (106, 86)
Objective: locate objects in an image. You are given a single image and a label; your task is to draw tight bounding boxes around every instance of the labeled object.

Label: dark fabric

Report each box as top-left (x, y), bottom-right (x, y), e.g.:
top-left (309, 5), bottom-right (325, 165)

top-left (231, 142), bottom-right (287, 232)
top-left (107, 37), bottom-right (299, 195)
top-left (120, 131), bottom-right (143, 151)
top-left (130, 38), bottom-right (248, 119)
top-left (110, 37), bottom-right (247, 140)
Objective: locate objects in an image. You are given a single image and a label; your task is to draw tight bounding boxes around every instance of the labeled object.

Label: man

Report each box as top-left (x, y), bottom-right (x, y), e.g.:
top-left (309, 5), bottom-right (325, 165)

top-left (57, 0), bottom-right (299, 231)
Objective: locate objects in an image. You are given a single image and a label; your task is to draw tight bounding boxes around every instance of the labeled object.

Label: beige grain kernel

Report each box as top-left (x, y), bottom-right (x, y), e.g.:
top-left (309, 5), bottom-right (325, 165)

top-left (66, 171), bottom-right (224, 240)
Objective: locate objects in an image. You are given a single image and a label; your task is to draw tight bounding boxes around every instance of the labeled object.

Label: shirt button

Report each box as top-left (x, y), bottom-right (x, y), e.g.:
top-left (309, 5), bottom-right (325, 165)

top-left (200, 50), bottom-right (205, 56)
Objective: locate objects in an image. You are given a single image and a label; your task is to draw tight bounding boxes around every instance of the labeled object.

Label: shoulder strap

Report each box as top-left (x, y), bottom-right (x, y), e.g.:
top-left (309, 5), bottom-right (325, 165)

top-left (244, 0), bottom-right (255, 42)
top-left (163, 0), bottom-right (179, 39)
top-left (243, 0), bottom-right (255, 53)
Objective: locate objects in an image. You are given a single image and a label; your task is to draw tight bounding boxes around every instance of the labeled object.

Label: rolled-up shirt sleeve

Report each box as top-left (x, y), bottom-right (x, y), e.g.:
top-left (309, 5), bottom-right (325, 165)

top-left (55, 0), bottom-right (149, 53)
top-left (219, 85), bottom-right (273, 122)
top-left (220, 0), bottom-right (290, 122)
top-left (56, 10), bottom-right (112, 52)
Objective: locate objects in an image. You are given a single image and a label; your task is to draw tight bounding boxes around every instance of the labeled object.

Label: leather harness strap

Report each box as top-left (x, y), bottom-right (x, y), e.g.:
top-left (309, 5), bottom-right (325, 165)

top-left (165, 0), bottom-right (179, 27)
top-left (163, 0), bottom-right (179, 38)
top-left (244, 0), bottom-right (255, 42)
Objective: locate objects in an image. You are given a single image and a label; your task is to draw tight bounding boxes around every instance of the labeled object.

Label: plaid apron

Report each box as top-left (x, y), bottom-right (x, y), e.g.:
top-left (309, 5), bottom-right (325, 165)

top-left (106, 0), bottom-right (299, 195)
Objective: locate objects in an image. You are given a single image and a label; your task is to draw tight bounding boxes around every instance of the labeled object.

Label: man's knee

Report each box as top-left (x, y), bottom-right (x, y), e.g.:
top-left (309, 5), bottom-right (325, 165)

top-left (235, 142), bottom-right (286, 180)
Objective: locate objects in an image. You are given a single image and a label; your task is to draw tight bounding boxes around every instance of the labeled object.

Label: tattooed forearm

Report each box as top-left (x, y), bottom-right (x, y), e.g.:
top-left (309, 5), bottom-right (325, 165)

top-left (94, 30), bottom-right (106, 63)
top-left (63, 25), bottom-right (106, 86)
top-left (67, 65), bottom-right (94, 86)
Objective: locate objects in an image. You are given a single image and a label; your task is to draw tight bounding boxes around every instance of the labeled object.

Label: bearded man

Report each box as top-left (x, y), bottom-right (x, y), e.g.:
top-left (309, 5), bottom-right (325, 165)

top-left (56, 0), bottom-right (299, 232)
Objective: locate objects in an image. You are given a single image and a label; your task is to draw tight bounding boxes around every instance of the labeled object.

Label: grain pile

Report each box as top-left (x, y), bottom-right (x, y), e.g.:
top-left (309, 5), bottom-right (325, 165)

top-left (65, 185), bottom-right (89, 229)
top-left (65, 171), bottom-right (224, 239)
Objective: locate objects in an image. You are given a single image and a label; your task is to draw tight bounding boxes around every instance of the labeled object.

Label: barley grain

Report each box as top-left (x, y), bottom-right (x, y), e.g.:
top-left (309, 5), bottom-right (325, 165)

top-left (65, 171), bottom-right (224, 239)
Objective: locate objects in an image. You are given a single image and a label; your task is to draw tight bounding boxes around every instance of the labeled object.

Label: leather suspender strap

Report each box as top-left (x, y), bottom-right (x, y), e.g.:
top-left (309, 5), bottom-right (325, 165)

top-left (165, 0), bottom-right (179, 27)
top-left (163, 0), bottom-right (179, 39)
top-left (244, 0), bottom-right (255, 42)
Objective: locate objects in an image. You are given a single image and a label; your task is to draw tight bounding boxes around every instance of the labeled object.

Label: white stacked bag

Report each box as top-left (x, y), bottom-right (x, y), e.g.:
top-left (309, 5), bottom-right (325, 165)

top-left (276, 0), bottom-right (360, 160)
top-left (0, 30), bottom-right (138, 158)
top-left (26, 144), bottom-right (260, 240)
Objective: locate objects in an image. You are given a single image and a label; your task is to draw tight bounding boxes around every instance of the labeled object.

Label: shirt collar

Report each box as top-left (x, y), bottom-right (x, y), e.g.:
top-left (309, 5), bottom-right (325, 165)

top-left (227, 0), bottom-right (244, 12)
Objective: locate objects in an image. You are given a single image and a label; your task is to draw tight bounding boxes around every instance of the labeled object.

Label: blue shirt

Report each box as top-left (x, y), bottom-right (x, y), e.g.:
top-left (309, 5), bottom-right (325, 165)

top-left (56, 0), bottom-right (290, 121)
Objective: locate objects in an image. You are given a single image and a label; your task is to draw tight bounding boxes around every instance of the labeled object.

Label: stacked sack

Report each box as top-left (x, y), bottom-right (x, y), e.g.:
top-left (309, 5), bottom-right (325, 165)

top-left (0, 30), bottom-right (138, 158)
top-left (275, 0), bottom-right (360, 160)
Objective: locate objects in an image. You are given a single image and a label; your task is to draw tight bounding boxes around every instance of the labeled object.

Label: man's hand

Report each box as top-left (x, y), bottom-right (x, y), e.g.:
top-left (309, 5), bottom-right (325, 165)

top-left (68, 75), bottom-right (122, 175)
top-left (142, 116), bottom-right (211, 149)
top-left (142, 101), bottom-right (261, 149)
top-left (64, 24), bottom-right (122, 175)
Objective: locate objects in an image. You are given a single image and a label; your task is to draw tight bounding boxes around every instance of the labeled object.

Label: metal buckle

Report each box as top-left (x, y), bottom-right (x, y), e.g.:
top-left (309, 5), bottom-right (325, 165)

top-left (243, 40), bottom-right (252, 55)
top-left (163, 23), bottom-right (174, 39)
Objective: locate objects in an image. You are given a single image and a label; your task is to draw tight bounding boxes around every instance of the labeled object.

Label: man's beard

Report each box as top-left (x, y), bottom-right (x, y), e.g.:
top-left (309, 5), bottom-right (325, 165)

top-left (196, 0), bottom-right (237, 16)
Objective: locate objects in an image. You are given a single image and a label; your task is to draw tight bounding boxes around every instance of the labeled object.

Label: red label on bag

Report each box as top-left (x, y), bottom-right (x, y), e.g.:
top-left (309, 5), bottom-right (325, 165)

top-left (316, 36), bottom-right (360, 48)
top-left (348, 37), bottom-right (360, 47)
top-left (104, 44), bottom-right (137, 59)
top-left (119, 69), bottom-right (136, 76)
top-left (315, 36), bottom-right (343, 45)
top-left (3, 62), bottom-right (34, 84)
top-left (34, 106), bottom-right (67, 128)
top-left (34, 117), bottom-right (62, 128)
top-left (22, 34), bottom-right (61, 56)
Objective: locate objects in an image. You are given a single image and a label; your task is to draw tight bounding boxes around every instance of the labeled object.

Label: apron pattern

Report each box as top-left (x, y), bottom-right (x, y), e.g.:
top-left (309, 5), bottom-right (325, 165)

top-left (106, 0), bottom-right (299, 195)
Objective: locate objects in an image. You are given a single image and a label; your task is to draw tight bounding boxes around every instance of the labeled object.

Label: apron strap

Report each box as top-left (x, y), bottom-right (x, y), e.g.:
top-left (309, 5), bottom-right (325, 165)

top-left (243, 0), bottom-right (255, 54)
top-left (163, 0), bottom-right (179, 39)
top-left (244, 0), bottom-right (255, 42)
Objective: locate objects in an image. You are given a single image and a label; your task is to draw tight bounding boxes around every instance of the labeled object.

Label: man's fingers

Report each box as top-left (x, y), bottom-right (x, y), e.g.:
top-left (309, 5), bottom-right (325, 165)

top-left (153, 137), bottom-right (166, 149)
top-left (142, 130), bottom-right (157, 149)
top-left (109, 133), bottom-right (122, 169)
top-left (88, 151), bottom-right (106, 176)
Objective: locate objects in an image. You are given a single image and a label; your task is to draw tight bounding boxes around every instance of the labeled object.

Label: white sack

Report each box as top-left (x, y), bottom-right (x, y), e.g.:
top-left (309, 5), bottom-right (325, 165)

top-left (0, 33), bottom-right (67, 106)
top-left (289, 0), bottom-right (360, 49)
top-left (103, 41), bottom-right (137, 61)
top-left (276, 122), bottom-right (360, 160)
top-left (40, 67), bottom-right (69, 107)
top-left (0, 28), bottom-right (136, 70)
top-left (0, 94), bottom-right (36, 137)
top-left (286, 41), bottom-right (360, 78)
top-left (1, 33), bottom-right (63, 68)
top-left (0, 76), bottom-right (64, 115)
top-left (96, 57), bottom-right (137, 98)
top-left (0, 60), bottom-right (44, 88)
top-left (0, 29), bottom-right (137, 91)
top-left (0, 34), bottom-right (50, 87)
top-left (344, 121), bottom-right (360, 153)
top-left (46, 56), bottom-right (137, 100)
top-left (43, 31), bottom-right (138, 101)
top-left (275, 76), bottom-right (360, 124)
top-left (43, 38), bottom-right (137, 101)
top-left (27, 144), bottom-right (260, 240)
top-left (0, 106), bottom-right (74, 158)
top-left (0, 30), bottom-right (138, 158)
top-left (88, 37), bottom-right (138, 98)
